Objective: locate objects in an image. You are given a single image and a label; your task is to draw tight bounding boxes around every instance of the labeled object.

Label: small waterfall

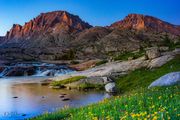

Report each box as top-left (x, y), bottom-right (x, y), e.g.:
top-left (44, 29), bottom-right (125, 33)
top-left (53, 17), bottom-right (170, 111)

top-left (34, 70), bottom-right (53, 76)
top-left (34, 69), bottom-right (74, 77)
top-left (0, 63), bottom-right (75, 77)
top-left (54, 69), bottom-right (74, 76)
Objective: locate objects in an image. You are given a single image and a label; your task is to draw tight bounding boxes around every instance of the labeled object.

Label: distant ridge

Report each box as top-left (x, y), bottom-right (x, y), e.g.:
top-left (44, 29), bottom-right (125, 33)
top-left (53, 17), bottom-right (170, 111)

top-left (0, 11), bottom-right (179, 61)
top-left (3, 12), bottom-right (180, 42)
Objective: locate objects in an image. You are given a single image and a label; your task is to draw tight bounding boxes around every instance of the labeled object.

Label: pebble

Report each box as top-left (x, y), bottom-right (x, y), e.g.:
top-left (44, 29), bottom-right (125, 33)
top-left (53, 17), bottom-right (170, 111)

top-left (62, 98), bottom-right (70, 101)
top-left (59, 95), bottom-right (65, 98)
top-left (13, 96), bottom-right (18, 98)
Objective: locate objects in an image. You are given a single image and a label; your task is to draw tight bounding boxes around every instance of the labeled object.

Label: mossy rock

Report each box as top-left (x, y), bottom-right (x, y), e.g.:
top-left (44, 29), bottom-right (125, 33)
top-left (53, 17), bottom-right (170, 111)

top-left (50, 76), bottom-right (87, 88)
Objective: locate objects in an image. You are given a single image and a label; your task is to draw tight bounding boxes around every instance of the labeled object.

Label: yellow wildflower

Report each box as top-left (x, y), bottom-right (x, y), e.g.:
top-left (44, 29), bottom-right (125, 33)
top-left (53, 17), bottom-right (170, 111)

top-left (92, 117), bottom-right (98, 120)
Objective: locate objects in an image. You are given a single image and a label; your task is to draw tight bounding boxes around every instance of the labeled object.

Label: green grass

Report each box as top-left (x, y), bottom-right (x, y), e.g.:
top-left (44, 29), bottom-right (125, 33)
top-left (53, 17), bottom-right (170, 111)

top-left (30, 86), bottom-right (180, 120)
top-left (115, 56), bottom-right (180, 93)
top-left (77, 83), bottom-right (104, 90)
top-left (113, 50), bottom-right (145, 61)
top-left (50, 76), bottom-right (86, 87)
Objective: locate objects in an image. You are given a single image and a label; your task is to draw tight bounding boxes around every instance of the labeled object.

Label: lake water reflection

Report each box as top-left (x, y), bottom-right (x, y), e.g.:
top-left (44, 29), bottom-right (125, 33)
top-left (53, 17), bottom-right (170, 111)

top-left (0, 77), bottom-right (107, 120)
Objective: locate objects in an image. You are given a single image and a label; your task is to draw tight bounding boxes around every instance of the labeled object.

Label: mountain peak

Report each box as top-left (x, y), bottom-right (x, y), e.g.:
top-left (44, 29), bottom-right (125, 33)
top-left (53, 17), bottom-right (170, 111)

top-left (110, 14), bottom-right (180, 35)
top-left (6, 10), bottom-right (92, 40)
top-left (110, 14), bottom-right (147, 30)
top-left (126, 13), bottom-right (144, 18)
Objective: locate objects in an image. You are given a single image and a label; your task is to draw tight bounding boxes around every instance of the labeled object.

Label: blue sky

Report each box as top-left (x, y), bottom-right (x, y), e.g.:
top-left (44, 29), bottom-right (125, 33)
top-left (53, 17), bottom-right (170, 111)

top-left (0, 0), bottom-right (180, 36)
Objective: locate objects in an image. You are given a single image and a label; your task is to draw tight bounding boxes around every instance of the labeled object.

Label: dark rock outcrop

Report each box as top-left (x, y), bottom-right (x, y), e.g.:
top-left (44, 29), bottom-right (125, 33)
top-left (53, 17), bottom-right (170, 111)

top-left (5, 66), bottom-right (36, 76)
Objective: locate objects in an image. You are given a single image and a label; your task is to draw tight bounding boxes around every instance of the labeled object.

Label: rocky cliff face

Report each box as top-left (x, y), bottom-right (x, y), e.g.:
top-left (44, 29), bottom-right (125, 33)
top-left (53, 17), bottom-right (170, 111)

top-left (111, 14), bottom-right (180, 35)
top-left (5, 11), bottom-right (92, 41)
top-left (0, 12), bottom-right (179, 61)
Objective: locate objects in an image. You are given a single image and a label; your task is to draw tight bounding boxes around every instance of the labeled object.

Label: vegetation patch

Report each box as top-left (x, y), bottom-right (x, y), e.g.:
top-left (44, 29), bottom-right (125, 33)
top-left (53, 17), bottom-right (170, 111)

top-left (113, 50), bottom-right (145, 61)
top-left (50, 76), bottom-right (86, 88)
top-left (77, 83), bottom-right (104, 90)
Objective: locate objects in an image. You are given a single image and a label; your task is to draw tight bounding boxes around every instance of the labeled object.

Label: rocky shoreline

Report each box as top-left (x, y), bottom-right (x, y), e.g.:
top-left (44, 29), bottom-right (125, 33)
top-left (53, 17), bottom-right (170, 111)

top-left (47, 48), bottom-right (180, 93)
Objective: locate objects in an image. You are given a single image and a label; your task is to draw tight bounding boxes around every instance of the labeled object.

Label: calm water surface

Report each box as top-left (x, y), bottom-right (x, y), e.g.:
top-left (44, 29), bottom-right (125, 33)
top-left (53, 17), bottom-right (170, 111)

top-left (0, 77), bottom-right (107, 120)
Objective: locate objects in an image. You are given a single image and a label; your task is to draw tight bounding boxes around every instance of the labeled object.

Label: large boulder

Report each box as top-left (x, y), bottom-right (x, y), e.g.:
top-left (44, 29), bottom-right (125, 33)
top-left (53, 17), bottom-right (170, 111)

top-left (105, 82), bottom-right (116, 93)
top-left (173, 48), bottom-right (180, 55)
top-left (146, 47), bottom-right (160, 59)
top-left (148, 55), bottom-right (174, 68)
top-left (102, 77), bottom-right (114, 84)
top-left (80, 77), bottom-right (105, 85)
top-left (161, 48), bottom-right (180, 56)
top-left (64, 76), bottom-right (105, 89)
top-left (148, 72), bottom-right (180, 88)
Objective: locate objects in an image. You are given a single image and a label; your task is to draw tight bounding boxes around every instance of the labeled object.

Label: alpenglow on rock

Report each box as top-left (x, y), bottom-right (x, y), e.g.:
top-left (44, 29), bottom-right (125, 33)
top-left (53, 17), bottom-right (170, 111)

top-left (5, 11), bottom-right (92, 40)
top-left (148, 72), bottom-right (180, 88)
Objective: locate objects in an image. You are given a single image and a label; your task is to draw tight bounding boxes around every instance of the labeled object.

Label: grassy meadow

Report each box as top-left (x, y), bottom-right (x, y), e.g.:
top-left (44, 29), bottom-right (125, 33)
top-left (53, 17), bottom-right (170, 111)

top-left (30, 56), bottom-right (180, 120)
